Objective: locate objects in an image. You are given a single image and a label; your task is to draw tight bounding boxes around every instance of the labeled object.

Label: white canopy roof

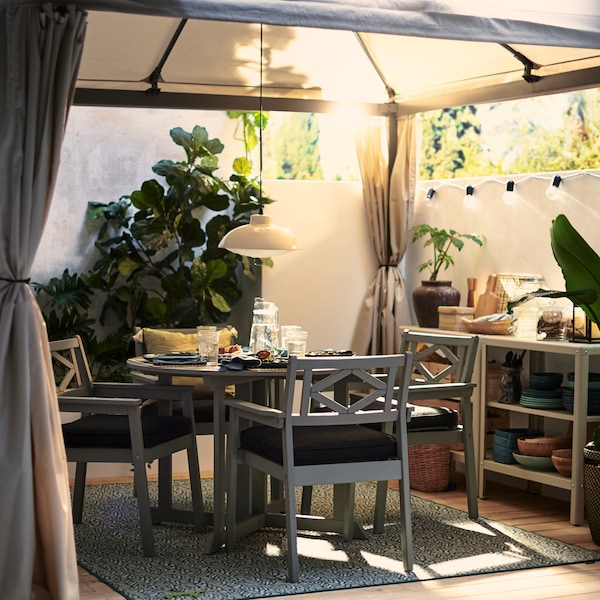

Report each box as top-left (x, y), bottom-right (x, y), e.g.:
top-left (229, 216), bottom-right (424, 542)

top-left (51, 0), bottom-right (600, 115)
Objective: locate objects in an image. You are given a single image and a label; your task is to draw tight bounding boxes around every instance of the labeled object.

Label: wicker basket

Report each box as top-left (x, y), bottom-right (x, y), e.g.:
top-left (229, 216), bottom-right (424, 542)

top-left (462, 318), bottom-right (515, 335)
top-left (408, 444), bottom-right (451, 492)
top-left (584, 444), bottom-right (600, 545)
top-left (438, 306), bottom-right (475, 331)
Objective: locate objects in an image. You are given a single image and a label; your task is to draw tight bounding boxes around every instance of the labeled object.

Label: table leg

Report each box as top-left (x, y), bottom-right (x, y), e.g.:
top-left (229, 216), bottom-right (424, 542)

top-left (204, 383), bottom-right (228, 554)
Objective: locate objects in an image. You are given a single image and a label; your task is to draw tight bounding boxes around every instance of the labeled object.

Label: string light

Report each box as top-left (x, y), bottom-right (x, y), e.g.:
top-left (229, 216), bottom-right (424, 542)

top-left (420, 170), bottom-right (600, 206)
top-left (463, 185), bottom-right (475, 208)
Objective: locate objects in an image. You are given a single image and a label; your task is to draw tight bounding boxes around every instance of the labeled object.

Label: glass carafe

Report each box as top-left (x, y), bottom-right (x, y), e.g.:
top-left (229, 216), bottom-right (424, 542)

top-left (249, 297), bottom-right (280, 354)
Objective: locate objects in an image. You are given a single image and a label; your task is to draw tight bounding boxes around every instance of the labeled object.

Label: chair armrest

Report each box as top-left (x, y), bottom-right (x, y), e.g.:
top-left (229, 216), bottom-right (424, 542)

top-left (224, 399), bottom-right (285, 428)
top-left (406, 382), bottom-right (476, 401)
top-left (58, 395), bottom-right (142, 415)
top-left (130, 371), bottom-right (159, 385)
top-left (91, 382), bottom-right (195, 401)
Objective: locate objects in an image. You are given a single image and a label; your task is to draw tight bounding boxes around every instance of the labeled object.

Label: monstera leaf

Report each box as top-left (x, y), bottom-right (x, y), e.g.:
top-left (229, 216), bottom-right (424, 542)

top-left (550, 214), bottom-right (600, 326)
top-left (507, 214), bottom-right (600, 326)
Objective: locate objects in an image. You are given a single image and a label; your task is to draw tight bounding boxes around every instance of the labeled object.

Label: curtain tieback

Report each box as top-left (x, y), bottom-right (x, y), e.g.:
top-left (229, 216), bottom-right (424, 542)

top-left (379, 264), bottom-right (397, 268)
top-left (0, 277), bottom-right (30, 283)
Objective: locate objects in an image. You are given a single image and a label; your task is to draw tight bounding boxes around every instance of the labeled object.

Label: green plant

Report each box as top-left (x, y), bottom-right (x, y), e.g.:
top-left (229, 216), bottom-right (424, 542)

top-left (412, 224), bottom-right (486, 281)
top-left (33, 268), bottom-right (95, 344)
top-left (508, 214), bottom-right (600, 326)
top-left (35, 120), bottom-right (275, 380)
top-left (85, 124), bottom-right (270, 331)
top-left (594, 426), bottom-right (600, 450)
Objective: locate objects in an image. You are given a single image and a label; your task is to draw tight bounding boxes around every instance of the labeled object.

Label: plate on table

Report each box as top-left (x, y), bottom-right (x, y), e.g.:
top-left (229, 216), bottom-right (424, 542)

top-left (305, 350), bottom-right (355, 357)
top-left (149, 353), bottom-right (206, 366)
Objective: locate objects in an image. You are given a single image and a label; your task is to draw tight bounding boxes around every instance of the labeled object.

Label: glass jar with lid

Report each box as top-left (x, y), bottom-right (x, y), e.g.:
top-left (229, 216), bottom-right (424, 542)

top-left (510, 274), bottom-right (546, 338)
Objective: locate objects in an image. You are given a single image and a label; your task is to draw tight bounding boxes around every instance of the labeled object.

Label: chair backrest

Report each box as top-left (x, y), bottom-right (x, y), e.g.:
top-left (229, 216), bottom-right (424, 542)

top-left (49, 336), bottom-right (94, 396)
top-left (283, 353), bottom-right (413, 427)
top-left (398, 329), bottom-right (479, 385)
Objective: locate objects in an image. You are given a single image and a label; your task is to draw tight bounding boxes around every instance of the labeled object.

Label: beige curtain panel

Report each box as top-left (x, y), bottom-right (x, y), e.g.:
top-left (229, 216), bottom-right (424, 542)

top-left (0, 5), bottom-right (86, 598)
top-left (351, 115), bottom-right (417, 355)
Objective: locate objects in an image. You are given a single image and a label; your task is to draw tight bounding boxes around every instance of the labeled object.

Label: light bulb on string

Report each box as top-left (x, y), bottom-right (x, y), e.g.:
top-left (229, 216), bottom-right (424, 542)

top-left (463, 185), bottom-right (475, 208)
top-left (546, 175), bottom-right (564, 201)
top-left (424, 187), bottom-right (435, 206)
top-left (502, 180), bottom-right (522, 206)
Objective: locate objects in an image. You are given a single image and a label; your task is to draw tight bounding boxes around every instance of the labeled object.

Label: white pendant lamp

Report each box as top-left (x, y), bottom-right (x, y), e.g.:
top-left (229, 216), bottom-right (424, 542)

top-left (219, 24), bottom-right (299, 259)
top-left (219, 213), bottom-right (299, 258)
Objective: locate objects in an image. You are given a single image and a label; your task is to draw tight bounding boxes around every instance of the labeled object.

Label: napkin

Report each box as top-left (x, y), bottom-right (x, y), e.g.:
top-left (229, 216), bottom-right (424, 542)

top-left (220, 356), bottom-right (262, 371)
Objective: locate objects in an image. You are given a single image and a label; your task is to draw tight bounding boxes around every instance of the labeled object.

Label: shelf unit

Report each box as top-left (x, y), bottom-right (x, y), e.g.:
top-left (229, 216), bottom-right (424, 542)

top-left (476, 334), bottom-right (600, 525)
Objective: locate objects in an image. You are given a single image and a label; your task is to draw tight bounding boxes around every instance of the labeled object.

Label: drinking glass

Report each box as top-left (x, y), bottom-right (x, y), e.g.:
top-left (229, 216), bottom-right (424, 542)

top-left (279, 325), bottom-right (302, 350)
top-left (286, 330), bottom-right (308, 357)
top-left (197, 325), bottom-right (219, 366)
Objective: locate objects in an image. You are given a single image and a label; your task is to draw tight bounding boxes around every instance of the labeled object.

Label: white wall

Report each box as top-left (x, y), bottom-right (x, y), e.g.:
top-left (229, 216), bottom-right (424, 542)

top-left (260, 179), bottom-right (377, 351)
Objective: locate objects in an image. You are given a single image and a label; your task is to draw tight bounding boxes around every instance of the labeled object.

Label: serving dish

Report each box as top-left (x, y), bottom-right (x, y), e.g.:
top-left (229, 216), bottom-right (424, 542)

top-left (512, 452), bottom-right (555, 471)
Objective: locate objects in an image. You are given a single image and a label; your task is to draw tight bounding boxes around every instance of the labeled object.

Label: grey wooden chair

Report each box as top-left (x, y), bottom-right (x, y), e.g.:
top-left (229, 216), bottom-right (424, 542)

top-left (51, 336), bottom-right (205, 556)
top-left (224, 353), bottom-right (414, 582)
top-left (382, 328), bottom-right (480, 521)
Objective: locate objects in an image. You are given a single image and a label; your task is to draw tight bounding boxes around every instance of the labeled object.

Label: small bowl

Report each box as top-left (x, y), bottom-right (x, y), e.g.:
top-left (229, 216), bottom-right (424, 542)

top-left (551, 448), bottom-right (572, 477)
top-left (529, 372), bottom-right (563, 391)
top-left (517, 435), bottom-right (571, 457)
top-left (513, 452), bottom-right (555, 471)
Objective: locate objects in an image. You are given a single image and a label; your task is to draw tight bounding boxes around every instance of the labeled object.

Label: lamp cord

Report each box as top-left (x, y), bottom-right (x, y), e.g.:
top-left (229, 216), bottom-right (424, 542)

top-left (259, 23), bottom-right (264, 215)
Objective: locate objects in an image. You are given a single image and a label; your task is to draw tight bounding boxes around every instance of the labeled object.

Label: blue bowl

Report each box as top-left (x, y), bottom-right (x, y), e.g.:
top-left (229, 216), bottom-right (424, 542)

top-left (529, 372), bottom-right (563, 391)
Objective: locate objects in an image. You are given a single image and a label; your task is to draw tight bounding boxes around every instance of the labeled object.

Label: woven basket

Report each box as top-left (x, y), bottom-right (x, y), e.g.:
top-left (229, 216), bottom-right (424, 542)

top-left (462, 318), bottom-right (514, 335)
top-left (408, 444), bottom-right (451, 492)
top-left (584, 444), bottom-right (600, 545)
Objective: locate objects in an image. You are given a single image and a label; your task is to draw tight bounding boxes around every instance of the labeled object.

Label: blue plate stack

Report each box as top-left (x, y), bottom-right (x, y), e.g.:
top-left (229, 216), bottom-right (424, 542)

top-left (521, 371), bottom-right (564, 410)
top-left (563, 372), bottom-right (600, 414)
top-left (492, 428), bottom-right (543, 463)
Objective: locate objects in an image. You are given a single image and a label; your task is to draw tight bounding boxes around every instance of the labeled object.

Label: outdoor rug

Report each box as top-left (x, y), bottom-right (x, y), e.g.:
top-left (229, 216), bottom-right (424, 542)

top-left (75, 479), bottom-right (600, 600)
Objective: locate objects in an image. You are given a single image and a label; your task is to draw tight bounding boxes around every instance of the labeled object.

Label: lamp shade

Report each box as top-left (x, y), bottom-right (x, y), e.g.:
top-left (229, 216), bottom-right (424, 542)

top-left (218, 213), bottom-right (299, 258)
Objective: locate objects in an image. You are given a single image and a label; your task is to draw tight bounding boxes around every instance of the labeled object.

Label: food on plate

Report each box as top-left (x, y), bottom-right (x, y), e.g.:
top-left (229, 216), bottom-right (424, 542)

top-left (219, 344), bottom-right (242, 355)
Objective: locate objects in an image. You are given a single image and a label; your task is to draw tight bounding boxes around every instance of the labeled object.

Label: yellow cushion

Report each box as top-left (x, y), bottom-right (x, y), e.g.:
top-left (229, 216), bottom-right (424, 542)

top-left (143, 327), bottom-right (236, 354)
top-left (142, 328), bottom-right (236, 399)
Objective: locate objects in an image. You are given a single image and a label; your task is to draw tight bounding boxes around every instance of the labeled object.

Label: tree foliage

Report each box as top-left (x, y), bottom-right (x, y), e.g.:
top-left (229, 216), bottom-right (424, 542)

top-left (264, 113), bottom-right (324, 180)
top-left (421, 89), bottom-right (600, 179)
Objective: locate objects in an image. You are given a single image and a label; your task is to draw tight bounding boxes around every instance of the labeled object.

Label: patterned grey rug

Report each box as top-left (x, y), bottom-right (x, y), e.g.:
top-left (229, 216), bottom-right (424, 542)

top-left (75, 479), bottom-right (600, 600)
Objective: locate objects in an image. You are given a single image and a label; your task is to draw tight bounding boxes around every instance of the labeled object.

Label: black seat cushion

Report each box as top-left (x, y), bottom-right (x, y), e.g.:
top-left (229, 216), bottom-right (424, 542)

top-left (407, 403), bottom-right (459, 431)
top-left (240, 424), bottom-right (397, 466)
top-left (62, 414), bottom-right (192, 448)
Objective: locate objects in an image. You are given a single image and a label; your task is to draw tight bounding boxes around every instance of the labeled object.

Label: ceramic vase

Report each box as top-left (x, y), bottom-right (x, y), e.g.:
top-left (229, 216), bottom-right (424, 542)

top-left (412, 280), bottom-right (460, 328)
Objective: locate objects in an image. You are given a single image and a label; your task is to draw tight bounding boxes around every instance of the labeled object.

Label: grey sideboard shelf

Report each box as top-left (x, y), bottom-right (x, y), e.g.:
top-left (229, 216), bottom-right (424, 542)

top-left (475, 334), bottom-right (600, 525)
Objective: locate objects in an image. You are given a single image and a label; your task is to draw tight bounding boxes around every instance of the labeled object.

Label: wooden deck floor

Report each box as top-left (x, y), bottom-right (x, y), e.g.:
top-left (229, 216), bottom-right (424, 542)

top-left (78, 475), bottom-right (600, 599)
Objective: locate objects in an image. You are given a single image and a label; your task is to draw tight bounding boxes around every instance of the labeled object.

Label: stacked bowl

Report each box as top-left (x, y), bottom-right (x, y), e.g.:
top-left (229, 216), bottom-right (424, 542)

top-left (562, 372), bottom-right (600, 414)
top-left (520, 372), bottom-right (564, 410)
top-left (513, 435), bottom-right (572, 471)
top-left (492, 428), bottom-right (542, 464)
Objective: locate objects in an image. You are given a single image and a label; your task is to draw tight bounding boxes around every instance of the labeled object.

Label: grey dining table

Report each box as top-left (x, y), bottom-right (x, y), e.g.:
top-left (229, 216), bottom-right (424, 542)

top-left (126, 356), bottom-right (368, 554)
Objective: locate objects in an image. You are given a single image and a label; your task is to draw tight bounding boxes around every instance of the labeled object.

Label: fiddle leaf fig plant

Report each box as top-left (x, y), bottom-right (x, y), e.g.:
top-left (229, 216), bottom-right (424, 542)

top-left (412, 224), bottom-right (486, 281)
top-left (85, 123), bottom-right (272, 330)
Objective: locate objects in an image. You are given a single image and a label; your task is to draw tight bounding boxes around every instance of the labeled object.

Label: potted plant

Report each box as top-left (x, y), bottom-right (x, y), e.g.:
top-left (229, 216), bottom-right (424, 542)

top-left (411, 224), bottom-right (485, 327)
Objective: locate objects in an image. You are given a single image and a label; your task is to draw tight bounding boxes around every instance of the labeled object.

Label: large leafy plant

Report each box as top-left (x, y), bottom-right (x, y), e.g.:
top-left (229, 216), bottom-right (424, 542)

top-left (85, 124), bottom-right (269, 331)
top-left (35, 120), bottom-right (272, 380)
top-left (508, 214), bottom-right (600, 326)
top-left (412, 223), bottom-right (486, 281)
